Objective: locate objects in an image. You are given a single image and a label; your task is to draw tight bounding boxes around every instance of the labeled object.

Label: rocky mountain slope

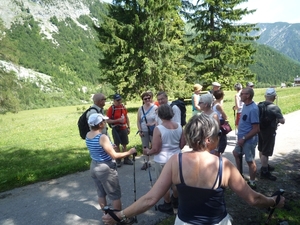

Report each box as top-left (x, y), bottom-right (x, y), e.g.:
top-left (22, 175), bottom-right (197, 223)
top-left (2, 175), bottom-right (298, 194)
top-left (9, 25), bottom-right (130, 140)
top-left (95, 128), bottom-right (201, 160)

top-left (253, 22), bottom-right (300, 62)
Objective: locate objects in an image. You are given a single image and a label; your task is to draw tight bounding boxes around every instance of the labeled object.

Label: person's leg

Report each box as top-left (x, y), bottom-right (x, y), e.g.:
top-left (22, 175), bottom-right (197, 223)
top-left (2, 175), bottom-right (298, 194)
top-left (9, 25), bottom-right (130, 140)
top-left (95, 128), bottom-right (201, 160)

top-left (98, 197), bottom-right (107, 209)
top-left (260, 130), bottom-right (277, 180)
top-left (247, 160), bottom-right (257, 181)
top-left (141, 134), bottom-right (150, 169)
top-left (155, 163), bottom-right (173, 214)
top-left (244, 143), bottom-right (257, 189)
top-left (91, 161), bottom-right (110, 207)
top-left (260, 153), bottom-right (268, 168)
top-left (163, 190), bottom-right (171, 203)
top-left (111, 199), bottom-right (122, 210)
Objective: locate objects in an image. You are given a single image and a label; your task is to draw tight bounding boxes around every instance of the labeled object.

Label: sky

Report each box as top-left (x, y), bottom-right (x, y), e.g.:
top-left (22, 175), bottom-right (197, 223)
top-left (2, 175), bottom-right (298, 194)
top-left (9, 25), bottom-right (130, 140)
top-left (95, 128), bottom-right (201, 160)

top-left (101, 0), bottom-right (300, 24)
top-left (239, 0), bottom-right (300, 23)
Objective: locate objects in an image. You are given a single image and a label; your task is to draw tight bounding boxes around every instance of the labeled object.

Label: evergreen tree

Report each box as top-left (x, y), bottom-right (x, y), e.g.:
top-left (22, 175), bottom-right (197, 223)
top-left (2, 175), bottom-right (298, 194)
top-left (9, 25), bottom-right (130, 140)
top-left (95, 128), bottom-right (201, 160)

top-left (95, 0), bottom-right (187, 99)
top-left (182, 0), bottom-right (259, 90)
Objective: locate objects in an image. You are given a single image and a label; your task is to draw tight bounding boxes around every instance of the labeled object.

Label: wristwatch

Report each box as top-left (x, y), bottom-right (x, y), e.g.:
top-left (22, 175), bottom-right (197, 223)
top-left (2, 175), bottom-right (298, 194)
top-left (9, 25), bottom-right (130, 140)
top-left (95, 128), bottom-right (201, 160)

top-left (242, 136), bottom-right (246, 140)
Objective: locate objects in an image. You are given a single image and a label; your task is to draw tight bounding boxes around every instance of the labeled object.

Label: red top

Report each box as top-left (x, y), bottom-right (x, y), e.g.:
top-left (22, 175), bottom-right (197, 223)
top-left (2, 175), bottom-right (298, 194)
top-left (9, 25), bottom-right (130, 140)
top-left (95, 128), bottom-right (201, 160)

top-left (106, 104), bottom-right (128, 130)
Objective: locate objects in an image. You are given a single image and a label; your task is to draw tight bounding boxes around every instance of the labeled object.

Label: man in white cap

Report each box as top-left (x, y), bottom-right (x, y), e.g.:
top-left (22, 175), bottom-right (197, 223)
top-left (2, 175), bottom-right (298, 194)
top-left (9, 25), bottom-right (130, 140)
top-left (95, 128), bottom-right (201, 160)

top-left (209, 82), bottom-right (221, 94)
top-left (246, 82), bottom-right (254, 88)
top-left (257, 88), bottom-right (285, 181)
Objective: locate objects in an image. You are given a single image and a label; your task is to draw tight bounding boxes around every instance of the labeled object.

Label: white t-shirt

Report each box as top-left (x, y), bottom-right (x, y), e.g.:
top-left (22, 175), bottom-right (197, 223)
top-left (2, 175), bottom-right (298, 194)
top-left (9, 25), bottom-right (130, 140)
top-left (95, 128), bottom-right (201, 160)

top-left (153, 123), bottom-right (182, 164)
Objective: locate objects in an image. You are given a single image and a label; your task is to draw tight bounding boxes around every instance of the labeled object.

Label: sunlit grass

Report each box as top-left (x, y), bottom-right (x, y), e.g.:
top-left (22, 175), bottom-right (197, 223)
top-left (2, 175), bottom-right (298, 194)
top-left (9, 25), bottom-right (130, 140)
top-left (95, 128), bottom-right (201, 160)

top-left (0, 87), bottom-right (300, 193)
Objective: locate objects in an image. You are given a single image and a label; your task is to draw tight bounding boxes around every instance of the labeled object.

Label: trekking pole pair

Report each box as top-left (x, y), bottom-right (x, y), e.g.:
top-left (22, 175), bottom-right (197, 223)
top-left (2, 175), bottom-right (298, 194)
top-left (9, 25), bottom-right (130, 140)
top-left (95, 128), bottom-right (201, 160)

top-left (143, 146), bottom-right (157, 211)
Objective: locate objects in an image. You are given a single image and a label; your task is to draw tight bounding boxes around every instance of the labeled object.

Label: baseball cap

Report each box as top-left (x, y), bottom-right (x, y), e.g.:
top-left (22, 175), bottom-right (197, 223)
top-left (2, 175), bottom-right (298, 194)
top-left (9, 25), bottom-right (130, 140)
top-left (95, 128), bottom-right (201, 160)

top-left (88, 113), bottom-right (109, 126)
top-left (113, 94), bottom-right (122, 100)
top-left (212, 82), bottom-right (221, 87)
top-left (265, 88), bottom-right (277, 96)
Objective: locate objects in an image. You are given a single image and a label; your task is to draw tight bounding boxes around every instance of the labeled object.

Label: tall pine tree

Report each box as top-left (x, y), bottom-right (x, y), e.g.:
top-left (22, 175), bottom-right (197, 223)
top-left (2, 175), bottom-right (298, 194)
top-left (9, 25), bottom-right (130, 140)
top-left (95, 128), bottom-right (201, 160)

top-left (95, 0), bottom-right (188, 99)
top-left (182, 0), bottom-right (259, 90)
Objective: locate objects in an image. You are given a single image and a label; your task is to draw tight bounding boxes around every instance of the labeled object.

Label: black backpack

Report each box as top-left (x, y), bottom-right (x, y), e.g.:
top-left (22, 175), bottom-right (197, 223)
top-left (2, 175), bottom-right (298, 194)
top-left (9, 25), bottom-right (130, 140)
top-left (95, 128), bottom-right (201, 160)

top-left (77, 107), bottom-right (99, 139)
top-left (257, 101), bottom-right (271, 129)
top-left (170, 99), bottom-right (186, 126)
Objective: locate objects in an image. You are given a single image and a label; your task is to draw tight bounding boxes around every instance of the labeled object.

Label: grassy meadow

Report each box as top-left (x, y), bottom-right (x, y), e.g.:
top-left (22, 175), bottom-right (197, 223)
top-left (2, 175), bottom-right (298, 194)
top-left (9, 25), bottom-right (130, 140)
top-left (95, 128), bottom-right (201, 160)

top-left (1, 87), bottom-right (300, 193)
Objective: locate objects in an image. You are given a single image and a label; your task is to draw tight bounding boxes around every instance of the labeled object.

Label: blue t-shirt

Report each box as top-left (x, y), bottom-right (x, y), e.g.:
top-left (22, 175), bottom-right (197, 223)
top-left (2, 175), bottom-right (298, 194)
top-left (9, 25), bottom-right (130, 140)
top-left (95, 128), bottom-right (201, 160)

top-left (238, 101), bottom-right (259, 144)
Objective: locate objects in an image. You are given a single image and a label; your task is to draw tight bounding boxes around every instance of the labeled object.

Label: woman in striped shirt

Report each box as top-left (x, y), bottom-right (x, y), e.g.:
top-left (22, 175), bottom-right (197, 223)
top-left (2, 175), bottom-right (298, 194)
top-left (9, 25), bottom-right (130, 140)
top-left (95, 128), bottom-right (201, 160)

top-left (86, 113), bottom-right (136, 212)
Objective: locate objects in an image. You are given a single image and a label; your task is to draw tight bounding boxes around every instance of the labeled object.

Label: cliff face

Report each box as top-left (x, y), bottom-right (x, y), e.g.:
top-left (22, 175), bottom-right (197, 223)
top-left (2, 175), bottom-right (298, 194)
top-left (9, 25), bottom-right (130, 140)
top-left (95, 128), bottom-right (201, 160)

top-left (0, 0), bottom-right (98, 41)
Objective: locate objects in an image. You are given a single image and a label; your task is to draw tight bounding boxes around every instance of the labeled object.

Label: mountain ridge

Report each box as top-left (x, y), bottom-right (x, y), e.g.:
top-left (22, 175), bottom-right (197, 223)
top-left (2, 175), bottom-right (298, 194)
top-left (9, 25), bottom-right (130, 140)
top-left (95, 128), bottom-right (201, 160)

top-left (1, 0), bottom-right (300, 112)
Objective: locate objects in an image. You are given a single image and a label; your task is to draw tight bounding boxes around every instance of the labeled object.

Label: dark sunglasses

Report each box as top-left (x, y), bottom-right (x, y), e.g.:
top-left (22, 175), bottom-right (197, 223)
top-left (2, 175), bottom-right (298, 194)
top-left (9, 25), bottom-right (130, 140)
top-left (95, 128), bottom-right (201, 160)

top-left (101, 98), bottom-right (106, 101)
top-left (143, 97), bottom-right (151, 101)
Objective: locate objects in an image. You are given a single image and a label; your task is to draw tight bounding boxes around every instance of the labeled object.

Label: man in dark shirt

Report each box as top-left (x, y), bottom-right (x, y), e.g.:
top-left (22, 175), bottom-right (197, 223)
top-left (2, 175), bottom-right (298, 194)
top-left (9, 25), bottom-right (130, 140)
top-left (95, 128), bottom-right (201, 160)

top-left (258, 88), bottom-right (285, 181)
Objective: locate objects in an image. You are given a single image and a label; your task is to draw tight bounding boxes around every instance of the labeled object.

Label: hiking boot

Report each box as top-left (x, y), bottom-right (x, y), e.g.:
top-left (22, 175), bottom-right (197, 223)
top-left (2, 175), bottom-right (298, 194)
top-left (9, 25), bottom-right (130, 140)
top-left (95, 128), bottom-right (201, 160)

top-left (268, 164), bottom-right (275, 172)
top-left (247, 181), bottom-right (257, 190)
top-left (261, 171), bottom-right (277, 181)
top-left (141, 162), bottom-right (148, 170)
top-left (117, 217), bottom-right (135, 225)
top-left (116, 159), bottom-right (122, 167)
top-left (158, 201), bottom-right (173, 215)
top-left (123, 157), bottom-right (133, 165)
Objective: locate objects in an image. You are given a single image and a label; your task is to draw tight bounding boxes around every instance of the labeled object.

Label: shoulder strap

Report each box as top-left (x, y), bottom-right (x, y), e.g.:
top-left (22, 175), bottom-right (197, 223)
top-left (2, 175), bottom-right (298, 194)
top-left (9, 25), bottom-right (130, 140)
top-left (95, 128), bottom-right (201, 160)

top-left (89, 106), bottom-right (100, 113)
top-left (178, 153), bottom-right (185, 184)
top-left (141, 106), bottom-right (148, 124)
top-left (111, 105), bottom-right (115, 119)
top-left (212, 155), bottom-right (223, 189)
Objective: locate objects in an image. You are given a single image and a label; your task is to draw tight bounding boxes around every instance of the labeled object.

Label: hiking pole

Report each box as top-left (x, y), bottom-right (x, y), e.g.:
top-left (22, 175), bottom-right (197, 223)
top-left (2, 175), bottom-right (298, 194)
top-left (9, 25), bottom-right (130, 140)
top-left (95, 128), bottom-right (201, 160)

top-left (232, 106), bottom-right (237, 136)
top-left (239, 147), bottom-right (243, 176)
top-left (144, 147), bottom-right (157, 211)
top-left (265, 189), bottom-right (284, 225)
top-left (132, 151), bottom-right (138, 223)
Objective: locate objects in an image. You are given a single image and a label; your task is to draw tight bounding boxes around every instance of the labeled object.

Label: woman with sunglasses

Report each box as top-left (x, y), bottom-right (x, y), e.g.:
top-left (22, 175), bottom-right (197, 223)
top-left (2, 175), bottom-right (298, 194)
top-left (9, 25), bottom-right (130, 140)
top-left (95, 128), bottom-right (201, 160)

top-left (137, 91), bottom-right (157, 170)
top-left (103, 113), bottom-right (284, 225)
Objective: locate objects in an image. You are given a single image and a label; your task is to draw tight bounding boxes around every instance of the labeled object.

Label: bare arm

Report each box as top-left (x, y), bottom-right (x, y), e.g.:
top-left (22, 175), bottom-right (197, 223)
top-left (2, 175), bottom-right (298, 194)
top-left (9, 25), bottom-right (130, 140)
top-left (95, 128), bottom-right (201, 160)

top-left (224, 159), bottom-right (285, 208)
top-left (216, 104), bottom-right (228, 121)
top-left (143, 127), bottom-right (162, 155)
top-left (179, 127), bottom-right (186, 149)
top-left (100, 135), bottom-right (136, 159)
top-left (137, 109), bottom-right (142, 131)
top-left (193, 94), bottom-right (201, 111)
top-left (102, 158), bottom-right (173, 223)
top-left (237, 123), bottom-right (260, 146)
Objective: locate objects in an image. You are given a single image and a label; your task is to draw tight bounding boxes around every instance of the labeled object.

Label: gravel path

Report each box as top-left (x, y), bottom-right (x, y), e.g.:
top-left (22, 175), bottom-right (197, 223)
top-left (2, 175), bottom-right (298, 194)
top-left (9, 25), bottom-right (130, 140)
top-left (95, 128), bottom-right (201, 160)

top-left (0, 110), bottom-right (299, 225)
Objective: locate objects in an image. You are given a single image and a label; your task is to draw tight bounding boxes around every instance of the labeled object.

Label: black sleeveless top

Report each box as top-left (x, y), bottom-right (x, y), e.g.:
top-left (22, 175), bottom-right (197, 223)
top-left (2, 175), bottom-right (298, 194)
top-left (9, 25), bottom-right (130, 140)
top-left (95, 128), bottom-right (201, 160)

top-left (176, 153), bottom-right (227, 225)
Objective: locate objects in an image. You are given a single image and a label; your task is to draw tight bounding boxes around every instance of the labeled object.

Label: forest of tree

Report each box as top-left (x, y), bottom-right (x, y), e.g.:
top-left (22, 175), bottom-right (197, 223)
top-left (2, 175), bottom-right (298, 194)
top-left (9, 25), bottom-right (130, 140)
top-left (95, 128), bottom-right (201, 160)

top-left (1, 0), bottom-right (300, 113)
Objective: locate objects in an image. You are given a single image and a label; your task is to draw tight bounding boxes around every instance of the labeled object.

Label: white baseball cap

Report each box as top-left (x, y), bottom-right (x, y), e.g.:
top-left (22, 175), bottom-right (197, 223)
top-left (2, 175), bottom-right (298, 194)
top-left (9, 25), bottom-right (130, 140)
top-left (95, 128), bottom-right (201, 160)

top-left (212, 82), bottom-right (221, 87)
top-left (88, 114), bottom-right (109, 126)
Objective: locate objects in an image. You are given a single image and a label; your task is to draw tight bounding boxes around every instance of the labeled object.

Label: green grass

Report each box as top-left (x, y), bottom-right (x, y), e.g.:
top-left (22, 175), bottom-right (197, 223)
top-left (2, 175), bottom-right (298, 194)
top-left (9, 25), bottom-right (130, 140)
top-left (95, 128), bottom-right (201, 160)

top-left (0, 87), bottom-right (300, 193)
